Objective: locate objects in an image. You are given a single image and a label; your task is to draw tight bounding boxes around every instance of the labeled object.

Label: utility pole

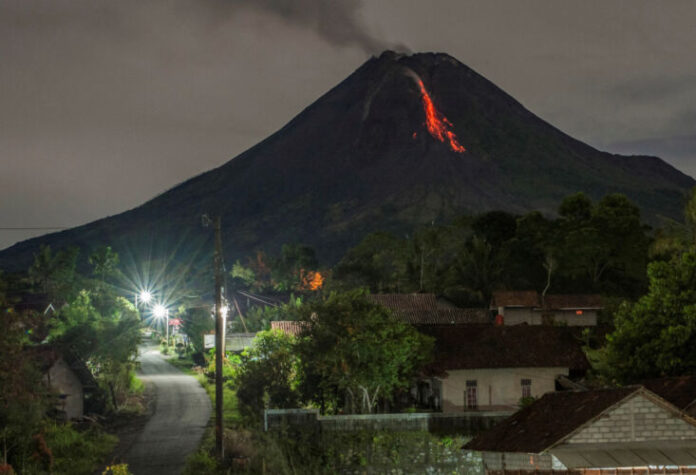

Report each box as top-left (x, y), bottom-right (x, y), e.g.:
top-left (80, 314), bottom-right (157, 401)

top-left (213, 215), bottom-right (225, 459)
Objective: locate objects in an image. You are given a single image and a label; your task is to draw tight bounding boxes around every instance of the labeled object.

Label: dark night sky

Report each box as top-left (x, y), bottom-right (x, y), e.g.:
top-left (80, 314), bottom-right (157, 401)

top-left (2, 0), bottom-right (695, 250)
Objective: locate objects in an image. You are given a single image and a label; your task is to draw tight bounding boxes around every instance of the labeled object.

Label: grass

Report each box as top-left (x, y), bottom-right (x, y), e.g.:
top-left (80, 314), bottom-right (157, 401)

top-left (43, 422), bottom-right (118, 475)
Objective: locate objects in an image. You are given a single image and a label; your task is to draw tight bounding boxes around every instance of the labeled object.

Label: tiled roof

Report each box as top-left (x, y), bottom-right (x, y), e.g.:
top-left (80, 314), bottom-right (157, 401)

top-left (543, 294), bottom-right (602, 309)
top-left (641, 376), bottom-right (696, 416)
top-left (491, 291), bottom-right (602, 310)
top-left (465, 376), bottom-right (696, 453)
top-left (491, 290), bottom-right (539, 308)
top-left (418, 325), bottom-right (590, 371)
top-left (464, 387), bottom-right (639, 452)
top-left (369, 293), bottom-right (440, 311)
top-left (369, 294), bottom-right (489, 325)
top-left (270, 321), bottom-right (306, 336)
top-left (30, 345), bottom-right (98, 389)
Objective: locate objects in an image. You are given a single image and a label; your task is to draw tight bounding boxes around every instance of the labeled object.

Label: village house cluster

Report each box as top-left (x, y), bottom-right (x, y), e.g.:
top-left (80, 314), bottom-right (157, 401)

top-left (263, 291), bottom-right (696, 473)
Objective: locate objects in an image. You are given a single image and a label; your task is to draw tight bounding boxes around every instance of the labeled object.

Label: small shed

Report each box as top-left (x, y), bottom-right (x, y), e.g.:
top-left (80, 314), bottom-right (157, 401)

top-left (34, 346), bottom-right (98, 420)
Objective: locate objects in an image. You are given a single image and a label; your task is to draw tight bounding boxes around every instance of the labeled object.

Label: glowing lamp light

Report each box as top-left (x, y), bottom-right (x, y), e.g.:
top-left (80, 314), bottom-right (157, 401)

top-left (153, 304), bottom-right (167, 319)
top-left (139, 290), bottom-right (152, 304)
top-left (576, 310), bottom-right (583, 315)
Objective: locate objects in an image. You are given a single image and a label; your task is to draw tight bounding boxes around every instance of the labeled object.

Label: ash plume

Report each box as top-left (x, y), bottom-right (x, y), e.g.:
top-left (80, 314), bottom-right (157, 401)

top-left (236, 0), bottom-right (402, 54)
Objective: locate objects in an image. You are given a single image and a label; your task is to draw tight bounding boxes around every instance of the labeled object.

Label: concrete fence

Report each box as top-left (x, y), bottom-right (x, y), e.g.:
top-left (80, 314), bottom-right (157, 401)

top-left (264, 409), bottom-right (513, 436)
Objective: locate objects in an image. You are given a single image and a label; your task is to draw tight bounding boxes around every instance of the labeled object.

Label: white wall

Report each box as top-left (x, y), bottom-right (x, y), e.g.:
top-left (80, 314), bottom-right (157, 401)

top-left (438, 367), bottom-right (568, 412)
top-left (45, 358), bottom-right (84, 420)
top-left (499, 307), bottom-right (597, 326)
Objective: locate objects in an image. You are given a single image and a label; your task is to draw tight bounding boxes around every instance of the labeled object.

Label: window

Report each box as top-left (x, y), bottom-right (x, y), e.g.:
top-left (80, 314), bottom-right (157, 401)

top-left (465, 380), bottom-right (478, 408)
top-left (521, 378), bottom-right (532, 399)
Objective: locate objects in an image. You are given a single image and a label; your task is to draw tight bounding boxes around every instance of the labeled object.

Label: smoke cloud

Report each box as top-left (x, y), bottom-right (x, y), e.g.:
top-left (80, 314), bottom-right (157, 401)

top-left (235, 0), bottom-right (395, 54)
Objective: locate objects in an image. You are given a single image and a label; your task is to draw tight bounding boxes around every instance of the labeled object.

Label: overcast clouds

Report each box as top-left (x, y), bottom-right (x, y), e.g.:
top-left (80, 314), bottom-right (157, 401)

top-left (1, 0), bottom-right (695, 250)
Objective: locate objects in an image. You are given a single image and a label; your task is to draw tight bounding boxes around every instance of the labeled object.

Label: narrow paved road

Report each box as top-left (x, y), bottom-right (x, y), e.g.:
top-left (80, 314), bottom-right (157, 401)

top-left (124, 346), bottom-right (211, 475)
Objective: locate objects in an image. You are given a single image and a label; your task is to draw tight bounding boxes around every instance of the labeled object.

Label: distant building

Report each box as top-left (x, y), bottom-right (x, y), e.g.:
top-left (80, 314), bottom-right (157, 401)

top-left (415, 325), bottom-right (590, 413)
top-left (491, 290), bottom-right (601, 326)
top-left (369, 293), bottom-right (489, 325)
top-left (464, 376), bottom-right (696, 472)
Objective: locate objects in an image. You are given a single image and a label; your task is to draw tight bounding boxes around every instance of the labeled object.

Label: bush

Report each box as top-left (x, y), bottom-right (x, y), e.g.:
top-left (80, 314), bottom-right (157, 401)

top-left (191, 351), bottom-right (207, 367)
top-left (183, 450), bottom-right (220, 475)
top-left (102, 464), bottom-right (132, 475)
top-left (44, 422), bottom-right (117, 475)
top-left (129, 372), bottom-right (144, 394)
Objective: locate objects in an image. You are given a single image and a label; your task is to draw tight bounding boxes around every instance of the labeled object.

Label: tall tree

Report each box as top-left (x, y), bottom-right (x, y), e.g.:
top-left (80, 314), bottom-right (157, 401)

top-left (296, 290), bottom-right (433, 414)
top-left (556, 193), bottom-right (649, 296)
top-left (233, 330), bottom-right (301, 423)
top-left (0, 282), bottom-right (47, 469)
top-left (89, 245), bottom-right (120, 285)
top-left (333, 232), bottom-right (410, 292)
top-left (603, 250), bottom-right (696, 382)
top-left (28, 245), bottom-right (79, 302)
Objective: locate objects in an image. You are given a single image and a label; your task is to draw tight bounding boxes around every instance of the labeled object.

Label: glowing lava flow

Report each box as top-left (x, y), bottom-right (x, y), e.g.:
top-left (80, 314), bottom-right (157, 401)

top-left (416, 80), bottom-right (466, 153)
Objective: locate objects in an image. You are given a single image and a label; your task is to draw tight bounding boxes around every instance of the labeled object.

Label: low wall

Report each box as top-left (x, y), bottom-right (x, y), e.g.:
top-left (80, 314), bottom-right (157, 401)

top-left (264, 409), bottom-right (513, 436)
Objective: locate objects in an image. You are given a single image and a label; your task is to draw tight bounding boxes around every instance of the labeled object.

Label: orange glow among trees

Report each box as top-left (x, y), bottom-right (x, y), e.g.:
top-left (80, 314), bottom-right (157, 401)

top-left (300, 270), bottom-right (324, 291)
top-left (416, 80), bottom-right (466, 153)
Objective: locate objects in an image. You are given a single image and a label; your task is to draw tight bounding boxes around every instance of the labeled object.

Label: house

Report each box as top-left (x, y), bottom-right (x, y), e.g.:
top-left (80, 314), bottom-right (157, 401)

top-left (33, 346), bottom-right (98, 420)
top-left (369, 293), bottom-right (490, 325)
top-left (415, 325), bottom-right (590, 412)
top-left (491, 291), bottom-right (601, 326)
top-left (464, 376), bottom-right (696, 472)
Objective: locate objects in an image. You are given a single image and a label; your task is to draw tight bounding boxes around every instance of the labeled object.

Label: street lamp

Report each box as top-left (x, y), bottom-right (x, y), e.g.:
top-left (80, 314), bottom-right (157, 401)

top-left (134, 290), bottom-right (152, 308)
top-left (153, 304), bottom-right (169, 346)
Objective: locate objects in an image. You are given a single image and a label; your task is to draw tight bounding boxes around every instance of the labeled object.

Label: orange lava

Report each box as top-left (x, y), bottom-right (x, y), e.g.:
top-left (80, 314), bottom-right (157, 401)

top-left (416, 80), bottom-right (466, 153)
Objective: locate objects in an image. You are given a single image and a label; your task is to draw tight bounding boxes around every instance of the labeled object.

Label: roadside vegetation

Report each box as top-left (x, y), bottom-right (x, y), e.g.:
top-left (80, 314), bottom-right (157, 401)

top-left (0, 246), bottom-right (141, 474)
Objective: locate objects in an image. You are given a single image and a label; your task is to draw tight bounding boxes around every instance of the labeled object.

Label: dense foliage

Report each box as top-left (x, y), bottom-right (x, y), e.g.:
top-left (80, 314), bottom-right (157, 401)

top-left (332, 193), bottom-right (651, 306)
top-left (295, 290), bottom-right (434, 414)
top-left (233, 330), bottom-right (301, 422)
top-left (603, 250), bottom-right (696, 382)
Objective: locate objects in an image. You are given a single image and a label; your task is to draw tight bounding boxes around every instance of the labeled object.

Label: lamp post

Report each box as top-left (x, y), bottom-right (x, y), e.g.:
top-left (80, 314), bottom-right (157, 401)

top-left (154, 304), bottom-right (169, 346)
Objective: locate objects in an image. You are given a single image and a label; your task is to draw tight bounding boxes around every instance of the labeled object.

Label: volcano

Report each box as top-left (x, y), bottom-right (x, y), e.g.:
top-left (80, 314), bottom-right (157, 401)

top-left (1, 51), bottom-right (693, 271)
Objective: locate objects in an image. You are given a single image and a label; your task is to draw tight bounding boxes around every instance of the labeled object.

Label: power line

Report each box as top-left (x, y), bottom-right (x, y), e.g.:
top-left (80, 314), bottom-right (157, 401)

top-left (0, 227), bottom-right (68, 230)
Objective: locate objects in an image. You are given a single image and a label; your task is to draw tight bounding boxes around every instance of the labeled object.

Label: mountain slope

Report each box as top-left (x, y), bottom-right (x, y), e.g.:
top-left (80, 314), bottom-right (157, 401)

top-left (1, 51), bottom-right (693, 271)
